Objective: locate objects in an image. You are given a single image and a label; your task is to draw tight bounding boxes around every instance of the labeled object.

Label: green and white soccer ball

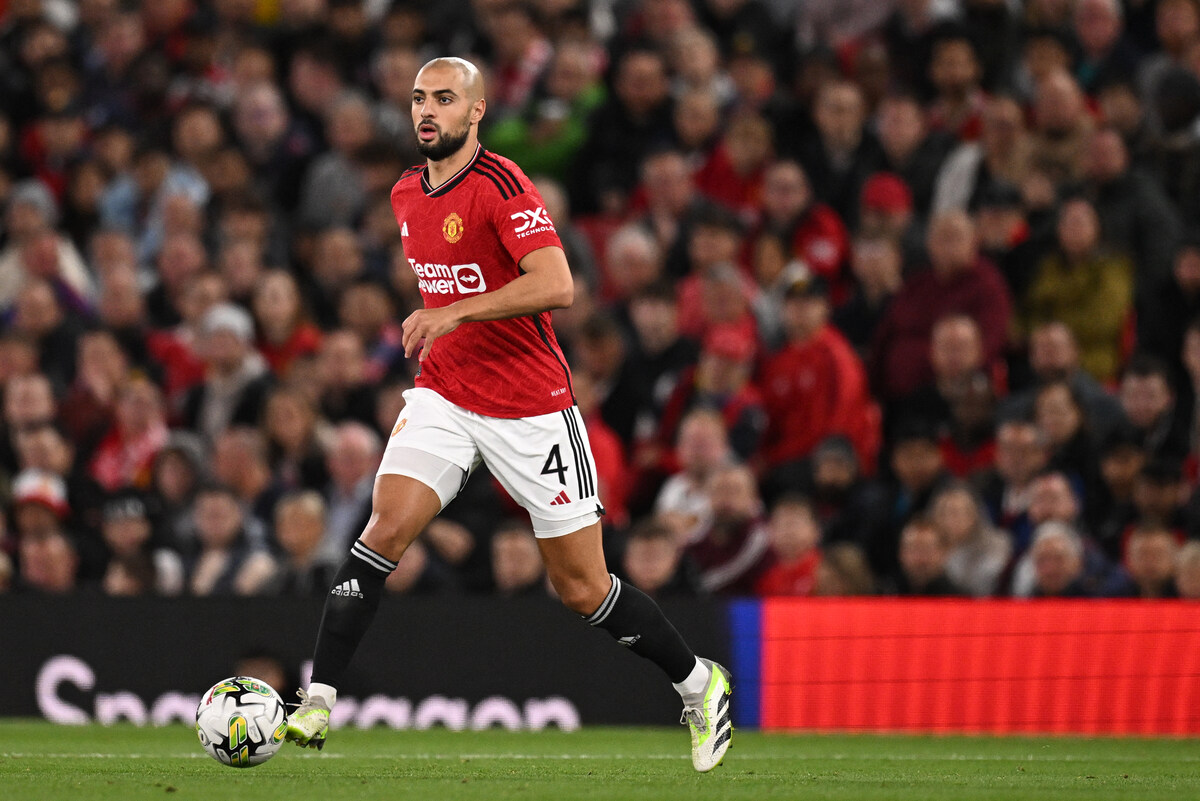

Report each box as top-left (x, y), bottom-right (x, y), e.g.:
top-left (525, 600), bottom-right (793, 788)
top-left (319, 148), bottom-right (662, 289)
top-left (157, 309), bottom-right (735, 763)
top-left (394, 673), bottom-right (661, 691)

top-left (195, 676), bottom-right (288, 767)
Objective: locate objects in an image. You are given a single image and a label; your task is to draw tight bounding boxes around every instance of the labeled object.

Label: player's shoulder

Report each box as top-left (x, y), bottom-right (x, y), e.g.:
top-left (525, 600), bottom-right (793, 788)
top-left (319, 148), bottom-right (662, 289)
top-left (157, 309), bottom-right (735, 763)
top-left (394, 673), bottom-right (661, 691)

top-left (470, 148), bottom-right (536, 202)
top-left (391, 164), bottom-right (426, 197)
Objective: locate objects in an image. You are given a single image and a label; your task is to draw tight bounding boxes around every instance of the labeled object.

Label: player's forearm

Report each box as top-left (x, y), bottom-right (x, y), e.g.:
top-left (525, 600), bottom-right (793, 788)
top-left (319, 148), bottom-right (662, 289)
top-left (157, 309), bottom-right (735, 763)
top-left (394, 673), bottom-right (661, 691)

top-left (450, 270), bottom-right (573, 323)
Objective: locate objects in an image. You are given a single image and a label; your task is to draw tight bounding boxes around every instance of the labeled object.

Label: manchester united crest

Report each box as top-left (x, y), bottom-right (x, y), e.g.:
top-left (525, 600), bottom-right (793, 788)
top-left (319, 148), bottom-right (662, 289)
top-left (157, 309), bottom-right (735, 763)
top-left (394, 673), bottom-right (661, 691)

top-left (442, 212), bottom-right (464, 243)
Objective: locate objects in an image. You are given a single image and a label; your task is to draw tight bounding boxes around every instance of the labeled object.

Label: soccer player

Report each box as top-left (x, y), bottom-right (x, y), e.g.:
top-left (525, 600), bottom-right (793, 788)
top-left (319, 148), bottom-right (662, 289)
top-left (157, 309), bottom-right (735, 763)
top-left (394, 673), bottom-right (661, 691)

top-left (285, 57), bottom-right (732, 772)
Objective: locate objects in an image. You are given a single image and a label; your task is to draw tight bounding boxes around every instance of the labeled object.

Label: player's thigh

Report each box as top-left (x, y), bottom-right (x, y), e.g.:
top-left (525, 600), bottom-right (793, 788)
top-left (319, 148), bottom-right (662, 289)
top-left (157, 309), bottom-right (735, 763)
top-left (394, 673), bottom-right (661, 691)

top-left (473, 405), bottom-right (604, 536)
top-left (378, 388), bottom-right (479, 509)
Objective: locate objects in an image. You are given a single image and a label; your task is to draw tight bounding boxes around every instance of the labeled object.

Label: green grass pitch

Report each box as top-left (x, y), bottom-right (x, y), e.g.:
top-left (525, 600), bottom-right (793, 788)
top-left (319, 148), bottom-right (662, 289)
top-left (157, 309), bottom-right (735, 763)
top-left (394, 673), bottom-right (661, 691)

top-left (2, 720), bottom-right (1198, 801)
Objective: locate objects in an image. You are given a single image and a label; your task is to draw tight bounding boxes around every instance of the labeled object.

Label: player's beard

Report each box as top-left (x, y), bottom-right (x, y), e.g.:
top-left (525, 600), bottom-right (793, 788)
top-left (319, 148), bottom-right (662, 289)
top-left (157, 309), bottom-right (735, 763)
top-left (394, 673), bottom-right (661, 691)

top-left (415, 119), bottom-right (471, 162)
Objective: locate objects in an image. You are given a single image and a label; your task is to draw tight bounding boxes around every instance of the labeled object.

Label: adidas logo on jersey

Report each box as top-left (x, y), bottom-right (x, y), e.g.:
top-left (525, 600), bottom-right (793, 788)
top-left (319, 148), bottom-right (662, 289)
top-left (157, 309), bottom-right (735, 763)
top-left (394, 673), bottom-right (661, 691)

top-left (331, 579), bottom-right (364, 598)
top-left (401, 221), bottom-right (408, 237)
top-left (549, 490), bottom-right (571, 506)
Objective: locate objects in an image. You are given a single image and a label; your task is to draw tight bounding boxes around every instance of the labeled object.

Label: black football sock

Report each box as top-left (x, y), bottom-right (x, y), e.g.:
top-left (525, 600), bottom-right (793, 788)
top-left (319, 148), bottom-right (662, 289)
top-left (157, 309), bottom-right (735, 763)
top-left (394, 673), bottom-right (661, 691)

top-left (309, 540), bottom-right (397, 689)
top-left (584, 573), bottom-right (697, 683)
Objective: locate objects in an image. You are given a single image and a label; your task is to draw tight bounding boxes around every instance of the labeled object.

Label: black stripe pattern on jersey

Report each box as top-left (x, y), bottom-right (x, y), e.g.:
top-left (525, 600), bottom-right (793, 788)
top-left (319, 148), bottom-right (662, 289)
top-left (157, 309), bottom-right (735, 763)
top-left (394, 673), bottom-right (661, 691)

top-left (531, 314), bottom-right (575, 403)
top-left (474, 163), bottom-right (513, 199)
top-left (421, 145), bottom-right (481, 197)
top-left (479, 153), bottom-right (524, 197)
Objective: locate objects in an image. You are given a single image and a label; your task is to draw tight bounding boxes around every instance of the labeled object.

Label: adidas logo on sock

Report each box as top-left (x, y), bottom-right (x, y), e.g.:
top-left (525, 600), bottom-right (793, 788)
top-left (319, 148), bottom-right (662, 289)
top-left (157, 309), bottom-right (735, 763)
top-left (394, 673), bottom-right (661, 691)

top-left (330, 579), bottom-right (364, 598)
top-left (549, 490), bottom-right (571, 506)
top-left (617, 635), bottom-right (641, 647)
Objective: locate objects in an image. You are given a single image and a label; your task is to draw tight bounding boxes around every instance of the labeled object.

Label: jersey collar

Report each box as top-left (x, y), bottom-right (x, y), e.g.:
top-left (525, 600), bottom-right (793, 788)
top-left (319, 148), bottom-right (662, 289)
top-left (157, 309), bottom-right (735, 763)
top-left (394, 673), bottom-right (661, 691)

top-left (421, 144), bottom-right (482, 198)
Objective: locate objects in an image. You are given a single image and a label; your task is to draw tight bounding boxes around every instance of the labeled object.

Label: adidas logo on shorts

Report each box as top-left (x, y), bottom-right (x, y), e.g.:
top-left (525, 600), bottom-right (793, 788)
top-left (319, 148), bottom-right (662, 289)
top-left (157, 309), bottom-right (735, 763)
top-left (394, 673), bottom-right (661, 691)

top-left (331, 579), bottom-right (364, 598)
top-left (549, 490), bottom-right (571, 506)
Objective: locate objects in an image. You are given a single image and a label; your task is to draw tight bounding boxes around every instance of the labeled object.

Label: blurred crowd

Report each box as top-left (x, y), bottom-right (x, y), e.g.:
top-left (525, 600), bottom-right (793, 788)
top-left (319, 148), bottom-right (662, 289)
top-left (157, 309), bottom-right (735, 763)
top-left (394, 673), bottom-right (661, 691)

top-left (4, 0), bottom-right (1200, 601)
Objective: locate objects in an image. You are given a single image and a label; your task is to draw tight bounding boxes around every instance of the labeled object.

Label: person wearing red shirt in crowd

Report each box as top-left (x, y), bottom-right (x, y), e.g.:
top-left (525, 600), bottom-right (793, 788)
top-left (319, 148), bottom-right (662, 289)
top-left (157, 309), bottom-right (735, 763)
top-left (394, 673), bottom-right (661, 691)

top-left (745, 160), bottom-right (849, 302)
top-left (926, 31), bottom-right (988, 142)
top-left (675, 205), bottom-right (759, 341)
top-left (754, 494), bottom-right (823, 596)
top-left (694, 115), bottom-right (775, 220)
top-left (89, 374), bottom-right (170, 491)
top-left (253, 269), bottom-right (322, 377)
top-left (869, 209), bottom-right (1012, 402)
top-left (760, 273), bottom-right (878, 474)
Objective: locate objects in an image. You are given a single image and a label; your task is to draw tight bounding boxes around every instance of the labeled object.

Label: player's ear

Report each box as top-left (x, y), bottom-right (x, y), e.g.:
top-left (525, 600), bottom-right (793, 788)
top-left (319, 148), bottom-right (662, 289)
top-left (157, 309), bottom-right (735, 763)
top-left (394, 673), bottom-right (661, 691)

top-left (472, 98), bottom-right (486, 125)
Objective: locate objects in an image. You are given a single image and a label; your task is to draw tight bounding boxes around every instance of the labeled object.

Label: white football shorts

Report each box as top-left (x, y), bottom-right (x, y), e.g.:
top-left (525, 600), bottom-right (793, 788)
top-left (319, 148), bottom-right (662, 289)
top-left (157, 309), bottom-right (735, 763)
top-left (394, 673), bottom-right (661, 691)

top-left (378, 388), bottom-right (605, 538)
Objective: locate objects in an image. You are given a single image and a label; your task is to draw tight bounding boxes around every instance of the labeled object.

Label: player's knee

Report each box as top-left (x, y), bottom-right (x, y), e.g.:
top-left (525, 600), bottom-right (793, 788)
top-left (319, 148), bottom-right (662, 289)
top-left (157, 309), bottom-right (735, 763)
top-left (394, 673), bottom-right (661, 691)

top-left (361, 504), bottom-right (422, 556)
top-left (555, 574), bottom-right (612, 616)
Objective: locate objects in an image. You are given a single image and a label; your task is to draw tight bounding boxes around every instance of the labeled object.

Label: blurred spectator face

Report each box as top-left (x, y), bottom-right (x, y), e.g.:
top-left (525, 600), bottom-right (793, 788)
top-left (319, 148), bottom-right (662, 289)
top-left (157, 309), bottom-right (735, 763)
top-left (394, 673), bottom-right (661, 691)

top-left (724, 116), bottom-right (774, 176)
top-left (930, 316), bottom-right (983, 382)
top-left (981, 97), bottom-right (1026, 157)
top-left (5, 373), bottom-right (55, 426)
top-left (14, 281), bottom-right (63, 337)
top-left (674, 89), bottom-right (721, 151)
top-left (154, 449), bottom-right (200, 506)
top-left (173, 105), bottom-right (224, 165)
top-left (891, 438), bottom-right (943, 492)
top-left (339, 283), bottom-right (393, 345)
top-left (265, 390), bottom-right (315, 453)
top-left (1029, 322), bottom-right (1079, 380)
top-left (930, 38), bottom-right (980, 97)
top-left (77, 329), bottom-right (128, 390)
top-left (641, 151), bottom-right (694, 216)
top-left (194, 490), bottom-right (244, 549)
top-left (1174, 245), bottom-right (1200, 294)
top-left (231, 45), bottom-right (276, 91)
top-left (850, 236), bottom-right (902, 293)
top-left (1035, 71), bottom-right (1086, 134)
top-left (1031, 525), bottom-right (1084, 595)
top-left (768, 501), bottom-right (821, 561)
top-left (762, 161), bottom-right (811, 224)
top-left (1056, 199), bottom-right (1100, 259)
top-left (0, 336), bottom-right (38, 384)
top-left (492, 527), bottom-right (544, 594)
top-left (546, 43), bottom-right (596, 101)
top-left (1158, 0), bottom-right (1200, 53)
top-left (1176, 543), bottom-right (1200, 599)
top-left (326, 424), bottom-right (381, 491)
top-left (94, 125), bottom-right (135, 176)
top-left (813, 444), bottom-right (858, 494)
top-left (16, 425), bottom-right (72, 474)
top-left (1100, 443), bottom-right (1146, 497)
top-left (374, 46), bottom-right (422, 104)
top-left (179, 272), bottom-right (228, 327)
top-left (201, 326), bottom-right (248, 376)
top-left (274, 493), bottom-right (326, 560)
top-left (926, 211), bottom-right (977, 277)
top-left (669, 26), bottom-right (719, 85)
top-left (875, 96), bottom-right (925, 163)
top-left (1133, 472), bottom-right (1184, 523)
top-left (1075, 0), bottom-right (1123, 56)
top-left (1098, 82), bottom-right (1143, 135)
top-left (676, 412), bottom-right (731, 477)
top-left (1085, 128), bottom-right (1129, 182)
top-left (615, 51), bottom-right (669, 117)
top-left (697, 343), bottom-right (753, 394)
top-left (781, 293), bottom-right (830, 342)
top-left (606, 228), bottom-right (663, 299)
top-left (157, 233), bottom-right (207, 293)
top-left (235, 83), bottom-right (289, 152)
top-left (19, 231), bottom-right (63, 283)
top-left (103, 511), bottom-right (151, 558)
top-left (115, 377), bottom-right (164, 436)
top-left (814, 82), bottom-right (865, 152)
top-left (19, 529), bottom-right (78, 593)
top-left (90, 229), bottom-right (137, 276)
top-left (624, 528), bottom-right (681, 595)
top-left (1034, 382), bottom-right (1083, 446)
top-left (751, 233), bottom-right (788, 286)
top-left (1029, 473), bottom-right (1079, 524)
top-left (1120, 372), bottom-right (1172, 429)
top-left (217, 240), bottom-right (264, 300)
top-left (707, 466), bottom-right (760, 527)
top-left (98, 264), bottom-right (146, 328)
top-left (290, 51), bottom-right (343, 114)
top-left (899, 522), bottom-right (948, 587)
top-left (1127, 528), bottom-right (1179, 594)
top-left (327, 94), bottom-right (375, 155)
top-left (688, 223), bottom-right (741, 273)
top-left (318, 330), bottom-right (367, 389)
top-left (931, 486), bottom-right (980, 547)
top-left (312, 228), bottom-right (364, 288)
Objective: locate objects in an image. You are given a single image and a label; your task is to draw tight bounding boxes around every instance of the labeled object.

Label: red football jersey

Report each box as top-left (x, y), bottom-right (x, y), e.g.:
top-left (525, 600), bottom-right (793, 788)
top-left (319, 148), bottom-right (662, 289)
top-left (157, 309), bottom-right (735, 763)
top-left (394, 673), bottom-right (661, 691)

top-left (390, 145), bottom-right (575, 418)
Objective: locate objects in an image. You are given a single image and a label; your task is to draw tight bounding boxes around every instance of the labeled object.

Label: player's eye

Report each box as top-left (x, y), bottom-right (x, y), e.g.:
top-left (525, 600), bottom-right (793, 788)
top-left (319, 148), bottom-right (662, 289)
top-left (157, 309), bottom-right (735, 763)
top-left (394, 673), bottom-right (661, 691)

top-left (439, 96), bottom-right (452, 104)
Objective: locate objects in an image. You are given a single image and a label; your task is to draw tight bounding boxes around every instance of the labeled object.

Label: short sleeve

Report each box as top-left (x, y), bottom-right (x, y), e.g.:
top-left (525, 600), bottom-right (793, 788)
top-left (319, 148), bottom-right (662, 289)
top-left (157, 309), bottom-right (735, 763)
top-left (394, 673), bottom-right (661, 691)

top-left (493, 185), bottom-right (564, 265)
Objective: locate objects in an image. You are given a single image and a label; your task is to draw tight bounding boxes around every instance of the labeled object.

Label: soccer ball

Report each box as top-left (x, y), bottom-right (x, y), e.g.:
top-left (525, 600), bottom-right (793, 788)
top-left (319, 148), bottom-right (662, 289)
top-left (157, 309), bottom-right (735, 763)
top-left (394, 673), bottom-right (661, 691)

top-left (195, 676), bottom-right (288, 767)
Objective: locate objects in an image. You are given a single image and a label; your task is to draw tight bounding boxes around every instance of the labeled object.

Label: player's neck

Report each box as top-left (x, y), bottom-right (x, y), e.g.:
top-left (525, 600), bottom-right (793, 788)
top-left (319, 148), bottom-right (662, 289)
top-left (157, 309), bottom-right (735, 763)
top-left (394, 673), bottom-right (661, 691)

top-left (426, 139), bottom-right (480, 188)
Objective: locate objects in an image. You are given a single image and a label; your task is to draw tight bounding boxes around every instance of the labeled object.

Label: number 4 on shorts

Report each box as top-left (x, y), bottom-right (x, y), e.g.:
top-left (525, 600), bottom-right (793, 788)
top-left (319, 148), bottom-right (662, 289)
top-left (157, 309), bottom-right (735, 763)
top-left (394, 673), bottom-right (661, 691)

top-left (541, 444), bottom-right (569, 486)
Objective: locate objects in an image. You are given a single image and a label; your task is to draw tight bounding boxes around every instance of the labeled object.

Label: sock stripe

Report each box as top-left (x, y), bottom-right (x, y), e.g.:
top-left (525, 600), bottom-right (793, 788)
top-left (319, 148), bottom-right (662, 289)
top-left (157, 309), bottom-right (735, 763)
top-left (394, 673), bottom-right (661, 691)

top-left (585, 575), bottom-right (622, 626)
top-left (351, 541), bottom-right (397, 576)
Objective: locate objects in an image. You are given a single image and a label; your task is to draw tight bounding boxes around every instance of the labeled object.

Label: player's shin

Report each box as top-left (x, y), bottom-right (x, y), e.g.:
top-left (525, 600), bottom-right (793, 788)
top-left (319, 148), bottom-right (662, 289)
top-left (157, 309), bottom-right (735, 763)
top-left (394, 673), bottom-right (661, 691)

top-left (309, 539), bottom-right (398, 693)
top-left (583, 573), bottom-right (700, 684)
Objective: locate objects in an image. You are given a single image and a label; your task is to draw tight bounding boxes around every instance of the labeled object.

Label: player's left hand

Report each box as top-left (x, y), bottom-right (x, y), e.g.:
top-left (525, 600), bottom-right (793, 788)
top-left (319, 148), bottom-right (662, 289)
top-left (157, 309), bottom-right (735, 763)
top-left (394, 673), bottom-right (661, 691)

top-left (402, 305), bottom-right (463, 362)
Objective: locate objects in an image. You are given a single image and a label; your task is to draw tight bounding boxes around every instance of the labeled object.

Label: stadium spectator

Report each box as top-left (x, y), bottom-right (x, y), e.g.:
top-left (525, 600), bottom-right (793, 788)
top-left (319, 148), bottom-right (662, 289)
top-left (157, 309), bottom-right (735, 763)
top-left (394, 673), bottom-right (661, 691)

top-left (797, 79), bottom-right (884, 230)
top-left (1030, 70), bottom-right (1096, 184)
top-left (814, 541), bottom-right (876, 596)
top-left (1028, 521), bottom-right (1090, 598)
top-left (623, 283), bottom-right (699, 452)
top-left (873, 92), bottom-right (955, 219)
top-left (1033, 380), bottom-right (1102, 503)
top-left (10, 278), bottom-right (82, 391)
top-left (929, 481), bottom-right (1012, 597)
top-left (1115, 524), bottom-right (1181, 598)
top-left (59, 329), bottom-right (130, 455)
top-left (754, 494), bottom-right (823, 596)
top-left (252, 269), bottom-right (323, 378)
top-left (887, 517), bottom-right (964, 596)
top-left (211, 427), bottom-right (279, 527)
top-left (181, 303), bottom-right (272, 444)
top-left (491, 520), bottom-right (548, 598)
top-left (675, 208), bottom-right (758, 341)
top-left (926, 30), bottom-right (987, 142)
top-left (17, 526), bottom-right (78, 594)
top-left (89, 374), bottom-right (169, 492)
top-left (267, 491), bottom-right (337, 597)
top-left (1137, 236), bottom-right (1200, 385)
top-left (857, 172), bottom-right (917, 257)
top-left (759, 273), bottom-right (876, 472)
top-left (896, 314), bottom-right (987, 432)
top-left (99, 489), bottom-right (183, 596)
top-left (297, 91), bottom-right (376, 229)
top-left (694, 114), bottom-right (774, 219)
top-left (622, 517), bottom-right (704, 598)
top-left (338, 282), bottom-right (405, 384)
top-left (686, 463), bottom-right (770, 595)
top-left (653, 409), bottom-right (732, 547)
top-left (1091, 426), bottom-right (1149, 558)
top-left (1074, 0), bottom-right (1140, 94)
top-left (0, 179), bottom-right (94, 308)
top-left (870, 210), bottom-right (1012, 401)
top-left (262, 387), bottom-right (328, 493)
top-left (186, 483), bottom-right (277, 596)
top-left (1022, 197), bottom-right (1133, 383)
top-left (932, 95), bottom-right (1033, 214)
top-left (317, 422), bottom-right (380, 565)
top-left (833, 235), bottom-right (902, 356)
top-left (1119, 355), bottom-right (1190, 462)
top-left (315, 330), bottom-right (377, 427)
top-left (1175, 541), bottom-right (1200, 599)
